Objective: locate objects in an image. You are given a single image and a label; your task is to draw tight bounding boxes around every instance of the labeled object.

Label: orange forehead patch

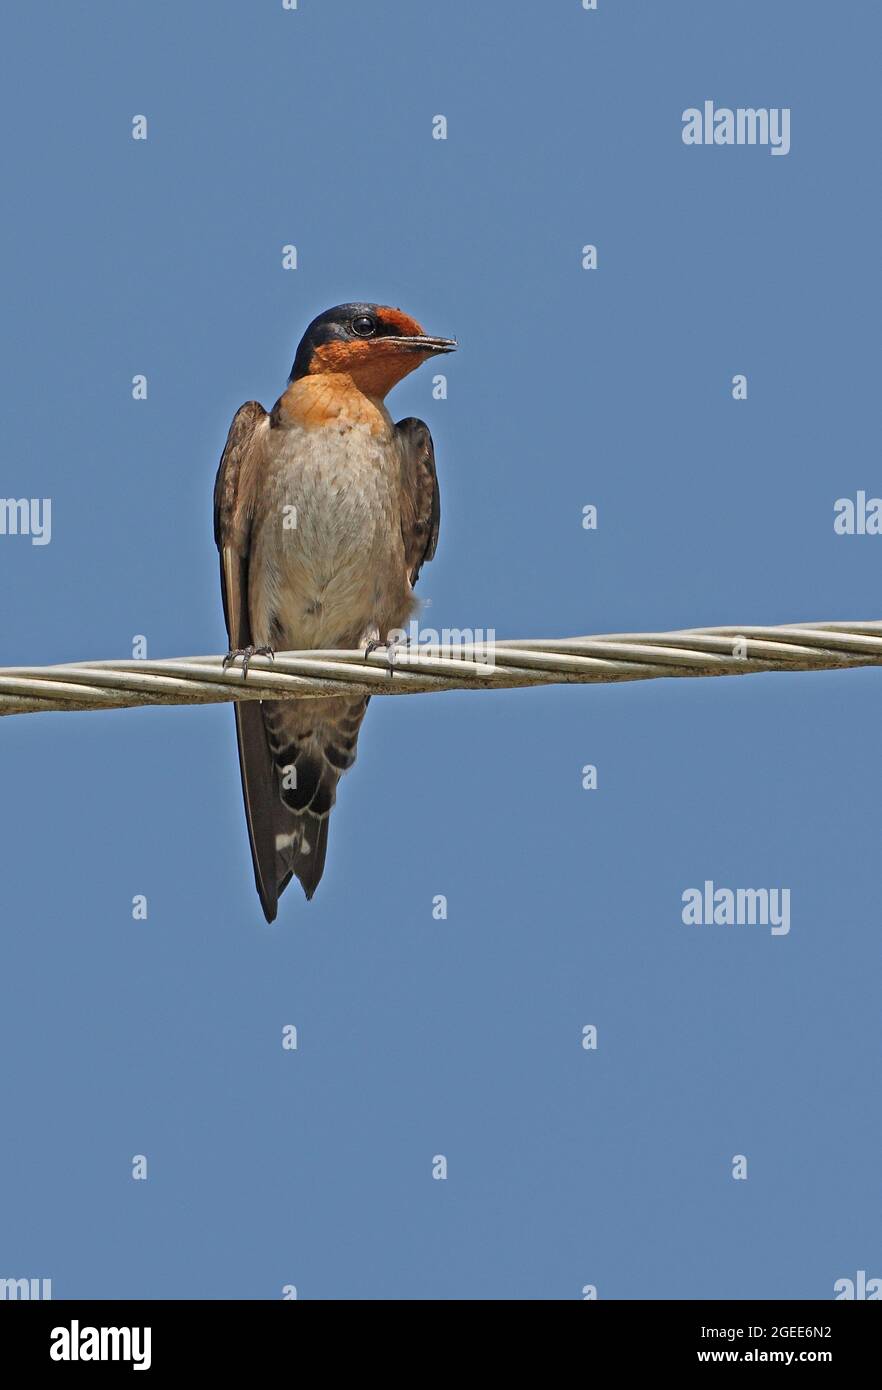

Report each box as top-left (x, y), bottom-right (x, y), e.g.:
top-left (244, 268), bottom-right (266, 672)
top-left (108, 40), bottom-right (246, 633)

top-left (376, 306), bottom-right (426, 337)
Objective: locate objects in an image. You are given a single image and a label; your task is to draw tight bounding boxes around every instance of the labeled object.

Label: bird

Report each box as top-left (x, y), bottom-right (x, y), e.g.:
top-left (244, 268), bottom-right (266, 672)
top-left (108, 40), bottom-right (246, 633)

top-left (214, 303), bottom-right (456, 921)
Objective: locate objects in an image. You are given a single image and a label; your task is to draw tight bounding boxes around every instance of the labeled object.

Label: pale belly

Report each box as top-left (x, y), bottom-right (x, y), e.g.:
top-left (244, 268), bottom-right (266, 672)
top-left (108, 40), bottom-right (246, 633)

top-left (248, 423), bottom-right (413, 651)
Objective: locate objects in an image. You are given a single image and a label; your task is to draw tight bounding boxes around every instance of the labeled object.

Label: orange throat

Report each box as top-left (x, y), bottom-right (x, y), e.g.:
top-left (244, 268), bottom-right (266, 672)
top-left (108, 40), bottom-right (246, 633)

top-left (274, 373), bottom-right (393, 435)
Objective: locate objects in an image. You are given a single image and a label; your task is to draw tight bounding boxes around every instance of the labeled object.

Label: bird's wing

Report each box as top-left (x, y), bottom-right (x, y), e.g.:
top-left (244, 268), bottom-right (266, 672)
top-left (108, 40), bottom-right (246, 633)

top-left (213, 400), bottom-right (281, 923)
top-left (395, 417), bottom-right (440, 587)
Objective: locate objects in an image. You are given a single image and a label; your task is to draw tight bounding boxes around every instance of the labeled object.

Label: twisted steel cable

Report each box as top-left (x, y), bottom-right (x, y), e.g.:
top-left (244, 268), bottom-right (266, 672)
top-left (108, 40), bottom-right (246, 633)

top-left (0, 621), bottom-right (879, 718)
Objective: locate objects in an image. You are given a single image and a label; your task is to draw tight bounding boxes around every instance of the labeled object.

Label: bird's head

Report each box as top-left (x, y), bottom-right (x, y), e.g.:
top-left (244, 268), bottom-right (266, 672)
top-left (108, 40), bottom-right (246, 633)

top-left (289, 303), bottom-right (456, 398)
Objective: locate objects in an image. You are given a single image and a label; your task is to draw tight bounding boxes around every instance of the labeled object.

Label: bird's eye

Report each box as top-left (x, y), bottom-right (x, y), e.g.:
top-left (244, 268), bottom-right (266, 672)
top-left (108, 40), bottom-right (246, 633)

top-left (350, 314), bottom-right (376, 337)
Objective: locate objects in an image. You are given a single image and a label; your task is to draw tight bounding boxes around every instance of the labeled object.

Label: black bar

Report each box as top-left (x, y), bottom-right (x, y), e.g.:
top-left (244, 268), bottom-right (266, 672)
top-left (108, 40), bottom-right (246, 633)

top-left (2, 1297), bottom-right (877, 1373)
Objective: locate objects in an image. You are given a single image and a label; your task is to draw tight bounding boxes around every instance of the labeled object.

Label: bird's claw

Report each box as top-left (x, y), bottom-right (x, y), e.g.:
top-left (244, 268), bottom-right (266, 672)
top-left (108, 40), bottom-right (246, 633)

top-left (223, 645), bottom-right (275, 680)
top-left (363, 636), bottom-right (406, 678)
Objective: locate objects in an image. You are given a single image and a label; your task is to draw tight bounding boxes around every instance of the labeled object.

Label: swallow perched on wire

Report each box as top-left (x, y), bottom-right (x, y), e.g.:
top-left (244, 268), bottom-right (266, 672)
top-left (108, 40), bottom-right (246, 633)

top-left (214, 303), bottom-right (456, 921)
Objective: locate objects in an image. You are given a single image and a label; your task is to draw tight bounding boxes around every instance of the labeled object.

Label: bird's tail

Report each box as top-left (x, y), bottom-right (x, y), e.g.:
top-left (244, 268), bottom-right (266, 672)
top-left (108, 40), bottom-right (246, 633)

top-left (261, 694), bottom-right (370, 904)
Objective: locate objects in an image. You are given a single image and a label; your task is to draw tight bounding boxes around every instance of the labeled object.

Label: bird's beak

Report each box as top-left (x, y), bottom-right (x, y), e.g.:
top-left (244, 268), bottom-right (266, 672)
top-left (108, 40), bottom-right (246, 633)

top-left (386, 334), bottom-right (458, 355)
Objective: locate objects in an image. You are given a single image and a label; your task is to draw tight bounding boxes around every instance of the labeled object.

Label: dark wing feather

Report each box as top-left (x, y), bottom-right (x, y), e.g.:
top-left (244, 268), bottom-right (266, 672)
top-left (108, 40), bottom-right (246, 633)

top-left (396, 417), bottom-right (440, 587)
top-left (214, 401), bottom-right (281, 924)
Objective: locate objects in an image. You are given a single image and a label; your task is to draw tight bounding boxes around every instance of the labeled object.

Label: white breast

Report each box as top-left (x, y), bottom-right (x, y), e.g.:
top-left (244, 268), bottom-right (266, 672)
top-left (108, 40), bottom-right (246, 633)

top-left (249, 422), bottom-right (408, 651)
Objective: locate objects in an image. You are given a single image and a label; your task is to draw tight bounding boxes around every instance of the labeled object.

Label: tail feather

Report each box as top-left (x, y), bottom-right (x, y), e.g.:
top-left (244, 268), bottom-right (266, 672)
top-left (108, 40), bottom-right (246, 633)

top-left (233, 700), bottom-right (282, 923)
top-left (275, 811), bottom-right (329, 901)
top-left (261, 694), bottom-right (370, 906)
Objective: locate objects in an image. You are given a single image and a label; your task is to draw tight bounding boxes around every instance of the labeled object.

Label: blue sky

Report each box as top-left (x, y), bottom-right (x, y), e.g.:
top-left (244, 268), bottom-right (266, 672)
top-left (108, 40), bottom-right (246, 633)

top-left (0, 0), bottom-right (878, 1299)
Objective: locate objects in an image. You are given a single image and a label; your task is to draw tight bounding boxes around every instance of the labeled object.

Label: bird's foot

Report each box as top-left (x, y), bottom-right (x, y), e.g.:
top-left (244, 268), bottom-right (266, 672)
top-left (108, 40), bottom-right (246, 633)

top-left (222, 645), bottom-right (275, 680)
top-left (363, 635), bottom-right (407, 678)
